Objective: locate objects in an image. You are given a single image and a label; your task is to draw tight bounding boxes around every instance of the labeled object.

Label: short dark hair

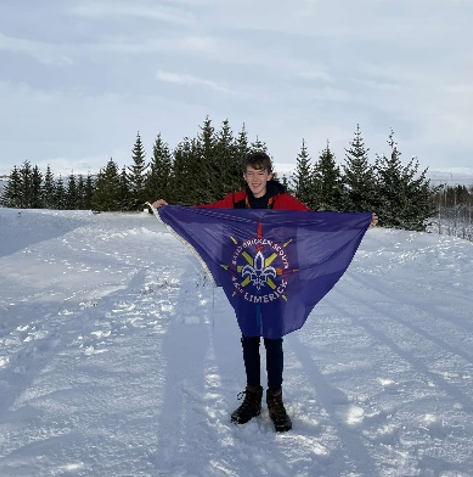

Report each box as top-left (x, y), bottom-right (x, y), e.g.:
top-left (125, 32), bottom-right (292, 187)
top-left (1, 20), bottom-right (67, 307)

top-left (244, 152), bottom-right (273, 173)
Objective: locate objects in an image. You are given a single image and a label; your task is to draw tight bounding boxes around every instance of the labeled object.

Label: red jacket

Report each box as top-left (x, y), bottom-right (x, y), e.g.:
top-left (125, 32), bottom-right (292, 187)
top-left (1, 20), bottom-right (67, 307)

top-left (197, 189), bottom-right (309, 211)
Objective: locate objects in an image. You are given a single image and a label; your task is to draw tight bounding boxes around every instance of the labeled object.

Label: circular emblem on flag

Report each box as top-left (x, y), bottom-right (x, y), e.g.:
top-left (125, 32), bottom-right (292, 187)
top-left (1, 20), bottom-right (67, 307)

top-left (230, 237), bottom-right (291, 303)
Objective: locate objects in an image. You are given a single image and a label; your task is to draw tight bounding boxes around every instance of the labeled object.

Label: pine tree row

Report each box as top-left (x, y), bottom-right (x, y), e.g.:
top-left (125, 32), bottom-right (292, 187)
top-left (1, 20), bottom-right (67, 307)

top-left (292, 126), bottom-right (435, 231)
top-left (1, 162), bottom-right (95, 210)
top-left (1, 117), bottom-right (437, 230)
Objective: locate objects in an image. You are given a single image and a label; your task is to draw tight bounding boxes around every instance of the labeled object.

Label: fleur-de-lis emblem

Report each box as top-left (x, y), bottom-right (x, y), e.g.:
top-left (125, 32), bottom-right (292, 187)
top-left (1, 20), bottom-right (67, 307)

top-left (241, 250), bottom-right (277, 291)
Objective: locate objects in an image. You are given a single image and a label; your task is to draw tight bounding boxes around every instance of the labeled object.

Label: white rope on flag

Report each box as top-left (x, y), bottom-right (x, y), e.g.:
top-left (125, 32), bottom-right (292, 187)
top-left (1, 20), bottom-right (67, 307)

top-left (145, 202), bottom-right (218, 289)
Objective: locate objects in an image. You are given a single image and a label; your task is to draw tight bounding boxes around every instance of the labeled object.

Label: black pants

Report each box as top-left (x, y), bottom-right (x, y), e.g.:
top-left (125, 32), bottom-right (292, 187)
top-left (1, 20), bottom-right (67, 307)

top-left (241, 335), bottom-right (283, 391)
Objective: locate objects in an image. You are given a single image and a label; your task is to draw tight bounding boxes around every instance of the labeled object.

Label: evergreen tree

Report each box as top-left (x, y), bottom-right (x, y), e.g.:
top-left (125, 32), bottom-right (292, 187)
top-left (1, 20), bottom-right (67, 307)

top-left (145, 133), bottom-right (173, 205)
top-left (170, 142), bottom-right (189, 204)
top-left (292, 139), bottom-right (314, 207)
top-left (196, 116), bottom-right (219, 203)
top-left (236, 124), bottom-right (250, 160)
top-left (341, 125), bottom-right (376, 212)
top-left (312, 142), bottom-right (343, 210)
top-left (233, 123), bottom-right (251, 186)
top-left (169, 138), bottom-right (185, 205)
top-left (42, 166), bottom-right (56, 209)
top-left (175, 138), bottom-right (201, 205)
top-left (215, 119), bottom-right (242, 197)
top-left (31, 165), bottom-right (43, 208)
top-left (76, 175), bottom-right (87, 209)
top-left (280, 174), bottom-right (291, 192)
top-left (250, 136), bottom-right (267, 153)
top-left (127, 132), bottom-right (149, 210)
top-left (66, 174), bottom-right (79, 209)
top-left (54, 176), bottom-right (66, 210)
top-left (92, 159), bottom-right (121, 211)
top-left (84, 174), bottom-right (95, 210)
top-left (374, 133), bottom-right (402, 227)
top-left (18, 160), bottom-right (34, 208)
top-left (374, 130), bottom-right (434, 230)
top-left (118, 166), bottom-right (132, 211)
top-left (2, 166), bottom-right (22, 208)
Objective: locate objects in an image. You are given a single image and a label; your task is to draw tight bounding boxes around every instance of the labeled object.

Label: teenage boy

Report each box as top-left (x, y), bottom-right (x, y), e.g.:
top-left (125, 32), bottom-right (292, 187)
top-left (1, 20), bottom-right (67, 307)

top-left (153, 152), bottom-right (307, 432)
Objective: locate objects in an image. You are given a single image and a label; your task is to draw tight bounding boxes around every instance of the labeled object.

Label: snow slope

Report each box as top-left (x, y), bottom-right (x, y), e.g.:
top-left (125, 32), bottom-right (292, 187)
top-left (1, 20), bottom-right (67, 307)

top-left (0, 208), bottom-right (472, 477)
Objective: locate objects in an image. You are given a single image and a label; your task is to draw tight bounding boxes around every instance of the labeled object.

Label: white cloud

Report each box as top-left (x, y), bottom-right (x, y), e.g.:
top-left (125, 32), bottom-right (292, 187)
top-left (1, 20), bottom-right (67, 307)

top-left (71, 1), bottom-right (194, 25)
top-left (156, 70), bottom-right (236, 95)
top-left (0, 32), bottom-right (72, 65)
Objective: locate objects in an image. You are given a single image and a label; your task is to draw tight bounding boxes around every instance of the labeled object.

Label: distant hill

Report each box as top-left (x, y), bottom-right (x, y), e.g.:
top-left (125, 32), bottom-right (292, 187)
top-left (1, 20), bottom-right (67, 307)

top-left (427, 169), bottom-right (473, 187)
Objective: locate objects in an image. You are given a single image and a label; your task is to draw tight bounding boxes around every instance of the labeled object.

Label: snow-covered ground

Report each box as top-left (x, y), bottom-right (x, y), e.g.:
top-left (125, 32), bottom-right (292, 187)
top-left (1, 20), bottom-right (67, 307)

top-left (0, 208), bottom-right (472, 477)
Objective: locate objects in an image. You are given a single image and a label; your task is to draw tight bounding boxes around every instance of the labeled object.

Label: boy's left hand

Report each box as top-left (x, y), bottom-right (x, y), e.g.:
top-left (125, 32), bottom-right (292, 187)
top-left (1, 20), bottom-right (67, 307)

top-left (370, 213), bottom-right (379, 227)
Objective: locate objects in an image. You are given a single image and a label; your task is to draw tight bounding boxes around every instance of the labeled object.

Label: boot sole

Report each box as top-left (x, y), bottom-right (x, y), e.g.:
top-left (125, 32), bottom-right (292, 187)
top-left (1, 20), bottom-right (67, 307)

top-left (269, 413), bottom-right (293, 432)
top-left (231, 409), bottom-right (261, 425)
top-left (274, 422), bottom-right (292, 432)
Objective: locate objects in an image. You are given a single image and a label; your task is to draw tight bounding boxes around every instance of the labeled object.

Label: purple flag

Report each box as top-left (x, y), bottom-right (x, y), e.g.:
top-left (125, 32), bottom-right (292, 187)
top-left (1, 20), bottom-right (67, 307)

top-left (157, 206), bottom-right (371, 339)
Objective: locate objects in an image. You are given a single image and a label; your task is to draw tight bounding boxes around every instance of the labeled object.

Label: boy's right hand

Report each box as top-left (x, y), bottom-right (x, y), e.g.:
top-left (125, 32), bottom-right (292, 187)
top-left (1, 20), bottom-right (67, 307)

top-left (152, 199), bottom-right (168, 209)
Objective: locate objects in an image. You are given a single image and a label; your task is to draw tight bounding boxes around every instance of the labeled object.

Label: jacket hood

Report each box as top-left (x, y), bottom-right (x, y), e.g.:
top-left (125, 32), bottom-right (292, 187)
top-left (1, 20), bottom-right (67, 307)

top-left (267, 179), bottom-right (286, 196)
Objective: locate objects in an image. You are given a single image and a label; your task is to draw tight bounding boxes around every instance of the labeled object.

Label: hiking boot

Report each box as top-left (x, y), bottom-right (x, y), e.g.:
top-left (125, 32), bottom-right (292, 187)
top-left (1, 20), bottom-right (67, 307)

top-left (266, 389), bottom-right (292, 432)
top-left (231, 385), bottom-right (263, 424)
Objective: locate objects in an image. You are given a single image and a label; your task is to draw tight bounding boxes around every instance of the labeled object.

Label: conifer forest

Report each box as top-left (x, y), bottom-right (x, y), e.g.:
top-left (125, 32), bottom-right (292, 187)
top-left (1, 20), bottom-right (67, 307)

top-left (2, 117), bottom-right (472, 235)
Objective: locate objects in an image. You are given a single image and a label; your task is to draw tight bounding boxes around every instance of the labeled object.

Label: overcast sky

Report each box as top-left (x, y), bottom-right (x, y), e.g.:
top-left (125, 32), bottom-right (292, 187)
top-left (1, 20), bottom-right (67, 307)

top-left (1, 0), bottom-right (472, 179)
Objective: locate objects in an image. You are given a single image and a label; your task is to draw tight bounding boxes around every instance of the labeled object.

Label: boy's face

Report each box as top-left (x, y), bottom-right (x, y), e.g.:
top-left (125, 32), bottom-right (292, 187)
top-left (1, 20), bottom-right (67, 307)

top-left (243, 165), bottom-right (273, 198)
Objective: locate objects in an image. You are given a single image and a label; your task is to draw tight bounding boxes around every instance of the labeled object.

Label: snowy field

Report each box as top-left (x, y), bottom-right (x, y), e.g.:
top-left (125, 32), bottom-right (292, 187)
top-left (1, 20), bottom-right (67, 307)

top-left (0, 208), bottom-right (472, 477)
